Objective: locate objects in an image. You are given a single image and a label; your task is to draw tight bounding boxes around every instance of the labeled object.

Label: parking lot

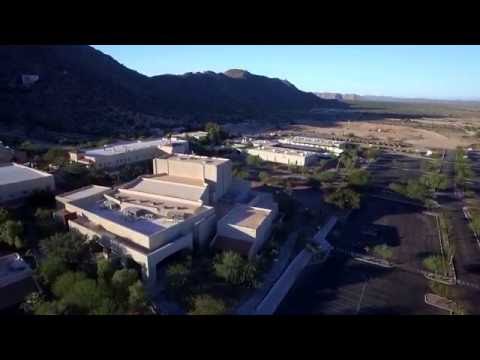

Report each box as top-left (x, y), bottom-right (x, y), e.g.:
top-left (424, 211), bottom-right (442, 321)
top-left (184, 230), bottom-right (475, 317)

top-left (368, 152), bottom-right (430, 189)
top-left (329, 197), bottom-right (441, 271)
top-left (276, 253), bottom-right (444, 315)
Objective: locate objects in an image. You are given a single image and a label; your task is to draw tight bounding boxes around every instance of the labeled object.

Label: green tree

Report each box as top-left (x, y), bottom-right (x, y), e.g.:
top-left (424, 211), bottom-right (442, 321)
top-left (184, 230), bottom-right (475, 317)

top-left (214, 251), bottom-right (246, 285)
top-left (205, 122), bottom-right (225, 145)
top-left (34, 300), bottom-right (65, 315)
top-left (246, 154), bottom-right (262, 167)
top-left (0, 220), bottom-right (24, 248)
top-left (470, 211), bottom-right (480, 235)
top-left (325, 187), bottom-right (361, 209)
top-left (97, 258), bottom-right (116, 283)
top-left (337, 149), bottom-right (358, 171)
top-left (347, 169), bottom-right (370, 187)
top-left (0, 208), bottom-right (10, 224)
top-left (405, 179), bottom-right (429, 201)
top-left (34, 208), bottom-right (59, 237)
top-left (213, 251), bottom-right (259, 287)
top-left (111, 268), bottom-right (139, 301)
top-left (61, 278), bottom-right (105, 313)
top-left (128, 280), bottom-right (148, 312)
top-left (38, 256), bottom-right (68, 285)
top-left (43, 148), bottom-right (68, 166)
top-left (52, 272), bottom-right (87, 298)
top-left (233, 168), bottom-right (249, 180)
top-left (165, 262), bottom-right (190, 293)
top-left (189, 294), bottom-right (226, 315)
top-left (421, 172), bottom-right (448, 193)
top-left (423, 254), bottom-right (448, 276)
top-left (40, 231), bottom-right (90, 267)
top-left (371, 244), bottom-right (393, 260)
top-left (314, 171), bottom-right (336, 184)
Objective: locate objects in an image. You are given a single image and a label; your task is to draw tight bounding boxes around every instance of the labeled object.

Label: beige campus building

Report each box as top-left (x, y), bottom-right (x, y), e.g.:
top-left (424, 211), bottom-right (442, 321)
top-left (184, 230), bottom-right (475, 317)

top-left (0, 163), bottom-right (55, 204)
top-left (247, 146), bottom-right (318, 166)
top-left (56, 154), bottom-right (278, 284)
top-left (213, 192), bottom-right (278, 259)
top-left (69, 137), bottom-right (189, 169)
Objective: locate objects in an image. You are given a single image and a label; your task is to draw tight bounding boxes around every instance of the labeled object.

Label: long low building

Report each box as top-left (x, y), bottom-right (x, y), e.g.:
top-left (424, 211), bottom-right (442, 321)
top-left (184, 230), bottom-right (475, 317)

top-left (0, 163), bottom-right (55, 204)
top-left (246, 146), bottom-right (318, 166)
top-left (278, 136), bottom-right (344, 156)
top-left (69, 137), bottom-right (189, 169)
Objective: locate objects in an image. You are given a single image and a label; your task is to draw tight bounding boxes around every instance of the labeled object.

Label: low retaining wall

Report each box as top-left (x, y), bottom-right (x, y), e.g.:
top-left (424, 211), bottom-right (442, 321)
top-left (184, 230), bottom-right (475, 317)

top-left (255, 249), bottom-right (313, 315)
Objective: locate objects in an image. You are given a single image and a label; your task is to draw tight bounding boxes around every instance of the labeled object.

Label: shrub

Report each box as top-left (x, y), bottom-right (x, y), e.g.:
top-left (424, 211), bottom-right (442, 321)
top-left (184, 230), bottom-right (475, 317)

top-left (189, 294), bottom-right (226, 315)
top-left (165, 262), bottom-right (191, 293)
top-left (325, 187), bottom-right (361, 209)
top-left (423, 255), bottom-right (448, 275)
top-left (213, 251), bottom-right (259, 287)
top-left (371, 244), bottom-right (393, 260)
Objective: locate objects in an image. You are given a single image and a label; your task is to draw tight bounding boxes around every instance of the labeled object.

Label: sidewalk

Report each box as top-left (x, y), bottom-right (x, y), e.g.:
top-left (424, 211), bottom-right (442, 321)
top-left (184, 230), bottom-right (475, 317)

top-left (233, 232), bottom-right (298, 315)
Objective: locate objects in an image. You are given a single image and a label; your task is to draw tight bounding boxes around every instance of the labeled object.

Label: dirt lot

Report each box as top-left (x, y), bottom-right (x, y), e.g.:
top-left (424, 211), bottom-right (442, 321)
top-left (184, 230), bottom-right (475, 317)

top-left (329, 197), bottom-right (441, 270)
top-left (290, 121), bottom-right (475, 150)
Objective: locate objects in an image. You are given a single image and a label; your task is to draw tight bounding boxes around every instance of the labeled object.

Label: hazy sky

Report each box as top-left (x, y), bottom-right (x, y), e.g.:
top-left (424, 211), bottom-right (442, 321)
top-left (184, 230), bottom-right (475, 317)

top-left (93, 45), bottom-right (480, 100)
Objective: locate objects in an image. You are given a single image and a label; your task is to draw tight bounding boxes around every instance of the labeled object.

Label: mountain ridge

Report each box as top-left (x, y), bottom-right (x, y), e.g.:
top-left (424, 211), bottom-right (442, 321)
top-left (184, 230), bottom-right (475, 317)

top-left (0, 45), bottom-right (345, 139)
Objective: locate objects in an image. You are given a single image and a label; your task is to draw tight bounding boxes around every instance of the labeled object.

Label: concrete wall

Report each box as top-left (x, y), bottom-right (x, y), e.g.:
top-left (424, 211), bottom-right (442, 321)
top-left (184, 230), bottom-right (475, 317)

top-left (133, 178), bottom-right (208, 203)
top-left (195, 213), bottom-right (217, 248)
top-left (145, 232), bottom-right (193, 282)
top-left (218, 223), bottom-right (257, 243)
top-left (249, 212), bottom-right (275, 258)
top-left (153, 157), bottom-right (232, 202)
top-left (0, 175), bottom-right (55, 204)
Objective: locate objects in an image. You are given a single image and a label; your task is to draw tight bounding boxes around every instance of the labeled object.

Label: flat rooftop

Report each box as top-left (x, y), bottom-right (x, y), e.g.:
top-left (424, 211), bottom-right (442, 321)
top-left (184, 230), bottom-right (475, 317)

top-left (83, 138), bottom-right (186, 157)
top-left (222, 204), bottom-right (271, 230)
top-left (0, 163), bottom-right (51, 186)
top-left (57, 185), bottom-right (111, 202)
top-left (147, 174), bottom-right (206, 187)
top-left (167, 154), bottom-right (230, 166)
top-left (250, 146), bottom-right (317, 157)
top-left (84, 195), bottom-right (210, 236)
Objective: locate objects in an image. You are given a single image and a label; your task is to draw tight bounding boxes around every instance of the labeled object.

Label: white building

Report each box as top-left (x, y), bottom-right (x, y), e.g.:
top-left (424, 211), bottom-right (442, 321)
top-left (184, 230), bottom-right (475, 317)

top-left (278, 136), bottom-right (344, 156)
top-left (69, 137), bottom-right (189, 169)
top-left (0, 163), bottom-right (55, 204)
top-left (246, 146), bottom-right (318, 166)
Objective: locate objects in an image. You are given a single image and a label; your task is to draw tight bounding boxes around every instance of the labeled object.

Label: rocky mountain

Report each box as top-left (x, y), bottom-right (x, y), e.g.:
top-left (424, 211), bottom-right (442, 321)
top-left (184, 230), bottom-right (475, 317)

top-left (0, 45), bottom-right (345, 139)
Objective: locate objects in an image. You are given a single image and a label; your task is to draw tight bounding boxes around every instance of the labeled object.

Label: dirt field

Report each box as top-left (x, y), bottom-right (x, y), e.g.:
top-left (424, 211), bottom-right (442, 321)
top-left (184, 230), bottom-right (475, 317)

top-left (290, 121), bottom-right (475, 150)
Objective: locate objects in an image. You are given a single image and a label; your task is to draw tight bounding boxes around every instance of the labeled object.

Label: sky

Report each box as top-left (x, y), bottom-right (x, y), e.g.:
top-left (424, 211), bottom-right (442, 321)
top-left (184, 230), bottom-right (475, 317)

top-left (92, 45), bottom-right (480, 100)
